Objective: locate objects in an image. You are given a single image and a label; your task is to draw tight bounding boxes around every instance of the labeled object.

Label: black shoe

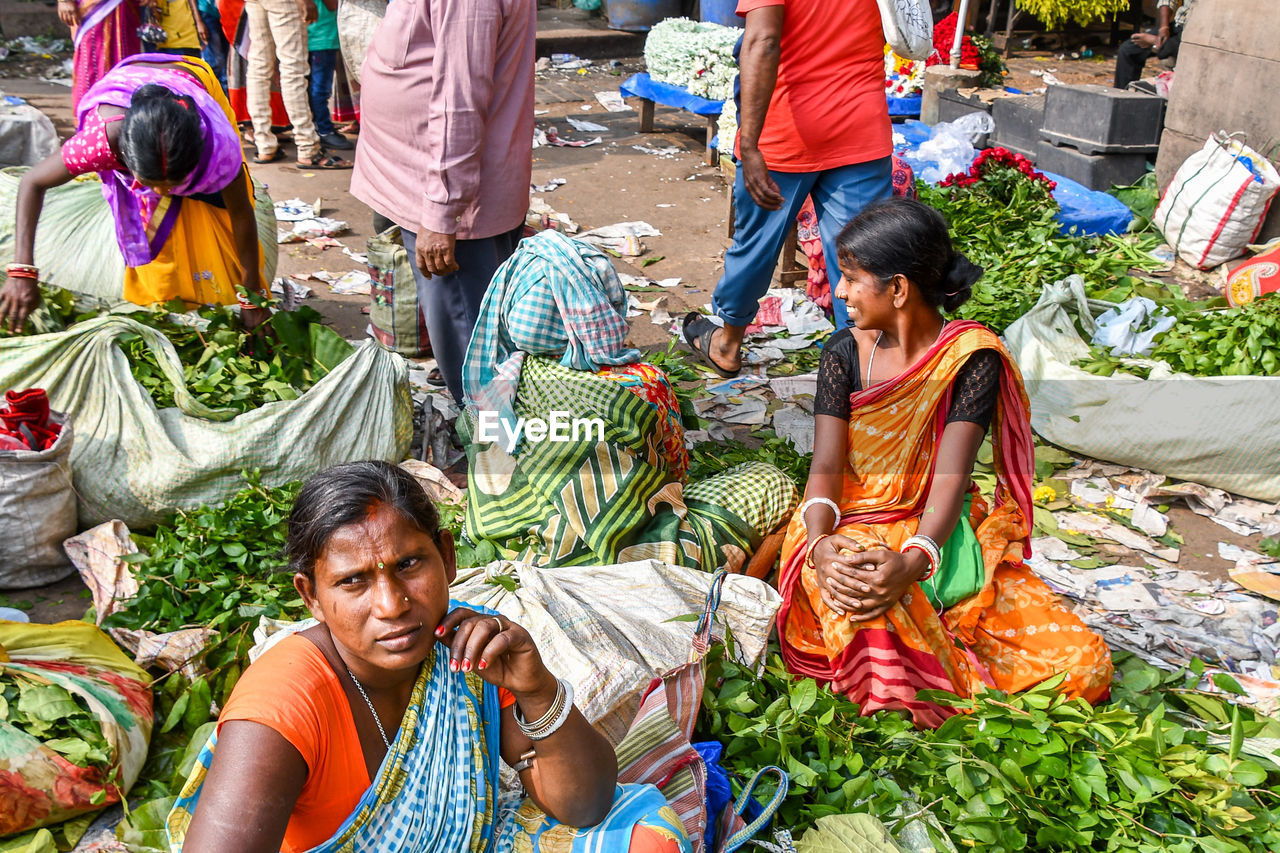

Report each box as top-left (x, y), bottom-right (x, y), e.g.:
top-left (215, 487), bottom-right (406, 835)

top-left (320, 132), bottom-right (354, 150)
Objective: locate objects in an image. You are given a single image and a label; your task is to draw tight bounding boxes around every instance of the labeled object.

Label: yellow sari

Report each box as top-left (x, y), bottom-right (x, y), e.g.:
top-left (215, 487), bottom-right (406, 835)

top-left (120, 57), bottom-right (264, 307)
top-left (778, 321), bottom-right (1112, 728)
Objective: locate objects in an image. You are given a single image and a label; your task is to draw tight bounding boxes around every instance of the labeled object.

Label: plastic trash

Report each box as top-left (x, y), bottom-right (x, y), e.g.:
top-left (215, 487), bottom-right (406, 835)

top-left (904, 114), bottom-right (996, 183)
top-left (1090, 296), bottom-right (1176, 357)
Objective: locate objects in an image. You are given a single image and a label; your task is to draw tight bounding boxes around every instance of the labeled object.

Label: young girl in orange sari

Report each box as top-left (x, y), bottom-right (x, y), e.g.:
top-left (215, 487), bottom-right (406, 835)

top-left (778, 198), bottom-right (1112, 728)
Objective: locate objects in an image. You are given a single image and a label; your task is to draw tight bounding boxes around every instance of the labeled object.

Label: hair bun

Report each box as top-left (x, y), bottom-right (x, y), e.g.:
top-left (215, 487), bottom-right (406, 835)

top-left (941, 253), bottom-right (983, 313)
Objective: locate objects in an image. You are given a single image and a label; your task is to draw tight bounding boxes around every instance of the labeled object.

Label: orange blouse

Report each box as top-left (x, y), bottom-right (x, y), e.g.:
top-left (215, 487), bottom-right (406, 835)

top-left (219, 634), bottom-right (514, 853)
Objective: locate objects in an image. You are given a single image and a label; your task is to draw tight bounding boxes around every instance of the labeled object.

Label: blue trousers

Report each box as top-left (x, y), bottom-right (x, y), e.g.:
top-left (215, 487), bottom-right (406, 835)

top-left (308, 48), bottom-right (338, 138)
top-left (200, 9), bottom-right (228, 90)
top-left (711, 158), bottom-right (893, 331)
top-left (401, 224), bottom-right (525, 405)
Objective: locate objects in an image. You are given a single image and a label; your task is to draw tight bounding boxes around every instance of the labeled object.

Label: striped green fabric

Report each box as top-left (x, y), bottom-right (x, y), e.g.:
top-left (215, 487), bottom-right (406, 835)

top-left (462, 357), bottom-right (797, 572)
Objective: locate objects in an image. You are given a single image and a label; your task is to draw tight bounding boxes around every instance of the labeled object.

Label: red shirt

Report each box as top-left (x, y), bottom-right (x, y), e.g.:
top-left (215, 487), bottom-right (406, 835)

top-left (735, 0), bottom-right (892, 172)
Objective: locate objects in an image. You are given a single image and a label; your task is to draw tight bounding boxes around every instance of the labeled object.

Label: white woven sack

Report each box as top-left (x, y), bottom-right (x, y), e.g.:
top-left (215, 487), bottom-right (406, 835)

top-left (1003, 276), bottom-right (1280, 503)
top-left (0, 412), bottom-right (76, 590)
top-left (877, 0), bottom-right (933, 60)
top-left (1153, 133), bottom-right (1280, 270)
top-left (451, 560), bottom-right (781, 745)
top-left (0, 315), bottom-right (412, 528)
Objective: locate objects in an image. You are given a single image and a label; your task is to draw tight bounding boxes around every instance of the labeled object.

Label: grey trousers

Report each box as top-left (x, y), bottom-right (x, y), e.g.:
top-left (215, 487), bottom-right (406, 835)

top-left (401, 223), bottom-right (525, 405)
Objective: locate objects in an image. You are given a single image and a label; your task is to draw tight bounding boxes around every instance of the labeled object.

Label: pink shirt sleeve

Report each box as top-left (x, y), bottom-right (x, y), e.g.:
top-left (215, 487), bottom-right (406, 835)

top-left (418, 0), bottom-right (504, 234)
top-left (61, 112), bottom-right (126, 177)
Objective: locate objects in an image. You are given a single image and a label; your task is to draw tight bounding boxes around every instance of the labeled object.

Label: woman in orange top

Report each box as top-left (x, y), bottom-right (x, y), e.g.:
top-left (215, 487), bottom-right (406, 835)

top-left (778, 198), bottom-right (1113, 728)
top-left (166, 461), bottom-right (689, 853)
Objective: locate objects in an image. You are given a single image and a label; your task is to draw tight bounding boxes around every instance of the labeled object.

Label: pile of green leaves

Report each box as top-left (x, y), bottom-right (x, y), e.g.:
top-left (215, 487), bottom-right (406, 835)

top-left (699, 645), bottom-right (1280, 852)
top-left (688, 430), bottom-right (811, 491)
top-left (969, 34), bottom-right (1007, 89)
top-left (123, 302), bottom-right (355, 414)
top-left (0, 287), bottom-right (355, 415)
top-left (0, 676), bottom-right (112, 775)
top-left (919, 176), bottom-right (1165, 333)
top-left (1076, 293), bottom-right (1280, 379)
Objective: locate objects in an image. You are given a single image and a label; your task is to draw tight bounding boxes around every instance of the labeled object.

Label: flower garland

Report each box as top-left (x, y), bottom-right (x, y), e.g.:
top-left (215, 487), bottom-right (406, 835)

top-left (884, 46), bottom-right (925, 97)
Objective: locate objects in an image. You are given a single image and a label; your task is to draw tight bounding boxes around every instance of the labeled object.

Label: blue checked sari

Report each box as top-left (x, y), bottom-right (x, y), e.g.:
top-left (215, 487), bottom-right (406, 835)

top-left (165, 605), bottom-right (689, 853)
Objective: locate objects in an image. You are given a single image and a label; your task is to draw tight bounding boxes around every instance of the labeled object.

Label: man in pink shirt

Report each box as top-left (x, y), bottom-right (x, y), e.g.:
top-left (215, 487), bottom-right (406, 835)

top-left (351, 0), bottom-right (535, 404)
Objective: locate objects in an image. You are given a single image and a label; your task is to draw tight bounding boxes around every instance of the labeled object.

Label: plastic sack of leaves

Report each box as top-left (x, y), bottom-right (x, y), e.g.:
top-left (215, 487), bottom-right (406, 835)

top-left (0, 620), bottom-right (153, 838)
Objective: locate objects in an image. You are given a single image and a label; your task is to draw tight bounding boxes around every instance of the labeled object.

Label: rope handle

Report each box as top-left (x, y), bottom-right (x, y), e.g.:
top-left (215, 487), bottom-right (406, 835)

top-left (690, 569), bottom-right (728, 662)
top-left (718, 765), bottom-right (791, 853)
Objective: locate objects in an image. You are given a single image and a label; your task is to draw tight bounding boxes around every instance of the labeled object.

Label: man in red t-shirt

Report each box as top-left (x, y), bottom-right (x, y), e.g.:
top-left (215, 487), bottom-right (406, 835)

top-left (682, 0), bottom-right (893, 376)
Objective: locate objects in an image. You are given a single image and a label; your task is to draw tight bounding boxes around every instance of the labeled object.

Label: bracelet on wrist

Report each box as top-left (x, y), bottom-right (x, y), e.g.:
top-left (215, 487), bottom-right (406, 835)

top-left (514, 677), bottom-right (574, 741)
top-left (901, 534), bottom-right (940, 582)
top-left (799, 497), bottom-right (840, 530)
top-left (805, 533), bottom-right (833, 569)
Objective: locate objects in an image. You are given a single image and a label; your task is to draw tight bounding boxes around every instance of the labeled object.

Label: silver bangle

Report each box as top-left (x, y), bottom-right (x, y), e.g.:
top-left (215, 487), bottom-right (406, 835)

top-left (515, 678), bottom-right (575, 741)
top-left (800, 497), bottom-right (840, 528)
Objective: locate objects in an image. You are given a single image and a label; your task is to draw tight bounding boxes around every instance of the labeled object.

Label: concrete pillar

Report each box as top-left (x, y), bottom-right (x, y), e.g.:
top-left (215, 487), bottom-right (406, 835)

top-left (921, 66), bottom-right (983, 126)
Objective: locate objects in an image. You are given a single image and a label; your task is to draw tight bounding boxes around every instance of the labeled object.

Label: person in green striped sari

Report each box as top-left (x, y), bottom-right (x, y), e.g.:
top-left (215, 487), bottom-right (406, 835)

top-left (459, 230), bottom-right (798, 573)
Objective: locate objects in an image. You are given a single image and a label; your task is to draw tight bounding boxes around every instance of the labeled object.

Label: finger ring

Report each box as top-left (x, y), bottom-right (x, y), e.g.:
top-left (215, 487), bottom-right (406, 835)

top-left (491, 617), bottom-right (503, 633)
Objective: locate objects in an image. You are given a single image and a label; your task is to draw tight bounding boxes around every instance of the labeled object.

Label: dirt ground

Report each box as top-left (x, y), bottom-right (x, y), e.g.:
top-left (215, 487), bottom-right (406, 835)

top-left (0, 52), bottom-right (1269, 623)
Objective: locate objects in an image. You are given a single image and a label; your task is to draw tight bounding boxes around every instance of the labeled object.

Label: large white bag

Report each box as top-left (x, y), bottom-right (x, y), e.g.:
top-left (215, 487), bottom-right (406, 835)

top-left (877, 0), bottom-right (933, 60)
top-left (1003, 276), bottom-right (1280, 502)
top-left (0, 315), bottom-right (413, 528)
top-left (1153, 133), bottom-right (1280, 270)
top-left (451, 560), bottom-right (781, 745)
top-left (0, 412), bottom-right (76, 589)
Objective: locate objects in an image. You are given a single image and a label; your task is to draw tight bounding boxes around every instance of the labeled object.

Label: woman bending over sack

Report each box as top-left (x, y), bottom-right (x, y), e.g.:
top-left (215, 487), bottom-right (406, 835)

top-left (166, 460), bottom-right (689, 853)
top-left (777, 198), bottom-right (1113, 728)
top-left (0, 54), bottom-right (269, 334)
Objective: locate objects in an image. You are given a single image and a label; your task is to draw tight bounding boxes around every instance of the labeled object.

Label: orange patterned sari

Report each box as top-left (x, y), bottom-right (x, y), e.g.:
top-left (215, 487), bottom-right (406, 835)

top-left (778, 321), bottom-right (1113, 728)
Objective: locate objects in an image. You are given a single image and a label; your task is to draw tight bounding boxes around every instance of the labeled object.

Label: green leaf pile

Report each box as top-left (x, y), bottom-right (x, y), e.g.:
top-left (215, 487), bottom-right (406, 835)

top-left (699, 645), bottom-right (1280, 852)
top-left (918, 176), bottom-right (1165, 333)
top-left (1076, 293), bottom-right (1280, 378)
top-left (0, 288), bottom-right (355, 414)
top-left (0, 676), bottom-right (112, 773)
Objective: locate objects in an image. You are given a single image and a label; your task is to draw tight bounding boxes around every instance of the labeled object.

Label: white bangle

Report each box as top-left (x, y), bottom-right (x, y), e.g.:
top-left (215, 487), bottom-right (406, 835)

top-left (515, 678), bottom-right (575, 741)
top-left (800, 497), bottom-right (840, 528)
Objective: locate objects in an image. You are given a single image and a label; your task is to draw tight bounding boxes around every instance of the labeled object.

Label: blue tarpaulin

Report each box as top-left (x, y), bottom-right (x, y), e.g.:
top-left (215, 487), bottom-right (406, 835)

top-left (620, 73), bottom-right (724, 115)
top-left (888, 94), bottom-right (922, 118)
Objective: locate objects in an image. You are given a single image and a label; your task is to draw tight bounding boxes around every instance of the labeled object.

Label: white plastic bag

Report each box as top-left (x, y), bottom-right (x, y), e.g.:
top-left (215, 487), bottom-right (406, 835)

top-left (1153, 132), bottom-right (1280, 270)
top-left (0, 412), bottom-right (76, 589)
top-left (876, 0), bottom-right (933, 60)
top-left (1091, 297), bottom-right (1176, 357)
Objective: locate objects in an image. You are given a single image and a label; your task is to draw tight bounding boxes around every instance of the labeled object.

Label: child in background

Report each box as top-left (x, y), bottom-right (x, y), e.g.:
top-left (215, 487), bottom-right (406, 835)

top-left (307, 0), bottom-right (352, 151)
top-left (150, 0), bottom-right (207, 57)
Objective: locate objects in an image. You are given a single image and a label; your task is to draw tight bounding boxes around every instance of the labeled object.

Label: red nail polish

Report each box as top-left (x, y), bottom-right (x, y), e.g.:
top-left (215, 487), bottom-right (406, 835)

top-left (478, 659), bottom-right (488, 670)
top-left (449, 660), bottom-right (458, 672)
top-left (463, 660), bottom-right (472, 672)
top-left (434, 626), bottom-right (444, 637)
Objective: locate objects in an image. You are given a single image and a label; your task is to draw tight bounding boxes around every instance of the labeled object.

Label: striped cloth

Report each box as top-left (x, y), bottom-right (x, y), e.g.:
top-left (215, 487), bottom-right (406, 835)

top-left (461, 230), bottom-right (640, 433)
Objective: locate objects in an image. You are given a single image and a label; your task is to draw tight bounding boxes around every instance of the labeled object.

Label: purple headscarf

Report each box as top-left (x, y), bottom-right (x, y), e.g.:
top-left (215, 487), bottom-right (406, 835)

top-left (75, 54), bottom-right (244, 267)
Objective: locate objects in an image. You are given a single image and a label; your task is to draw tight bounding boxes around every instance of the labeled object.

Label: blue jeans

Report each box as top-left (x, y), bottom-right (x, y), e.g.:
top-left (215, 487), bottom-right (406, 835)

top-left (308, 48), bottom-right (338, 138)
top-left (200, 8), bottom-right (228, 91)
top-left (711, 158), bottom-right (893, 331)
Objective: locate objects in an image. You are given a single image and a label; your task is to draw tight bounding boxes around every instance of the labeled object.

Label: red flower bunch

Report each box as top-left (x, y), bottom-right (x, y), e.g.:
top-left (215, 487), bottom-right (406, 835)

top-left (928, 13), bottom-right (980, 70)
top-left (939, 146), bottom-right (1057, 191)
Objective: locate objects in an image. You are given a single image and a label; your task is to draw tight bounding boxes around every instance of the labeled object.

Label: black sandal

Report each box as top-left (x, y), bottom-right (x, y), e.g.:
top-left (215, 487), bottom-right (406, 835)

top-left (681, 312), bottom-right (740, 378)
top-left (252, 149), bottom-right (284, 164)
top-left (296, 154), bottom-right (353, 171)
